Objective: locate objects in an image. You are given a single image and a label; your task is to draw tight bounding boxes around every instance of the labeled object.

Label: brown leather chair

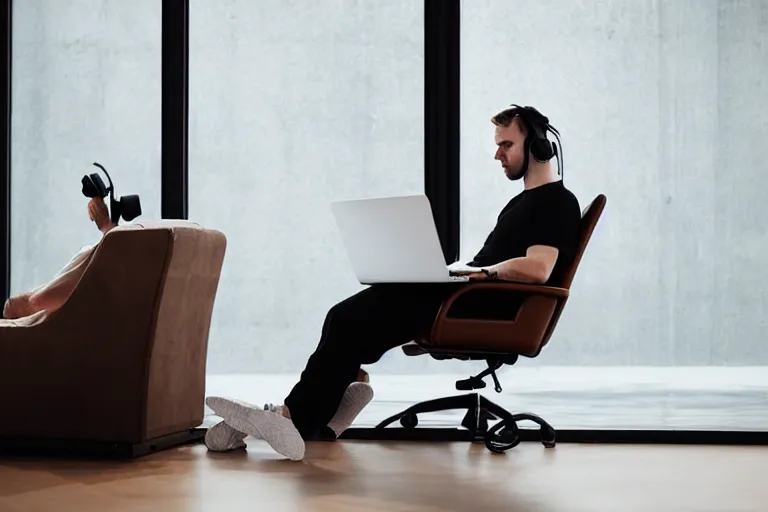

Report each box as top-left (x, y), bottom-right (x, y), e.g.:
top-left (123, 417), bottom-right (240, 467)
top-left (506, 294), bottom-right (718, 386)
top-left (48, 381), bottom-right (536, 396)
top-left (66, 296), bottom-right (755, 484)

top-left (0, 221), bottom-right (227, 457)
top-left (373, 194), bottom-right (606, 453)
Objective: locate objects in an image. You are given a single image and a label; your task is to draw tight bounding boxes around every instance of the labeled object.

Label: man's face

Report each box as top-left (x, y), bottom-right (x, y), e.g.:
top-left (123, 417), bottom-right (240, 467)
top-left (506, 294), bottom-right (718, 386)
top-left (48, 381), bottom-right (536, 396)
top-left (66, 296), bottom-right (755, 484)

top-left (494, 119), bottom-right (527, 181)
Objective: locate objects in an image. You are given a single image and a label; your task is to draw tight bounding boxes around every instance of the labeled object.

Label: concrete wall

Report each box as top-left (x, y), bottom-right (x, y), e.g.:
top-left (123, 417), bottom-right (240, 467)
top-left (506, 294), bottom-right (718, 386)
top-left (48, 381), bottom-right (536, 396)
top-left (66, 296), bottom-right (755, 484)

top-left (11, 0), bottom-right (768, 373)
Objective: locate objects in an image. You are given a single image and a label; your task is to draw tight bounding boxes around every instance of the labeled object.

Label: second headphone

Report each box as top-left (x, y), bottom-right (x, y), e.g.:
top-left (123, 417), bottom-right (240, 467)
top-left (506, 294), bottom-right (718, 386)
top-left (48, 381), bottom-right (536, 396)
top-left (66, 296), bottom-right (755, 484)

top-left (81, 162), bottom-right (142, 225)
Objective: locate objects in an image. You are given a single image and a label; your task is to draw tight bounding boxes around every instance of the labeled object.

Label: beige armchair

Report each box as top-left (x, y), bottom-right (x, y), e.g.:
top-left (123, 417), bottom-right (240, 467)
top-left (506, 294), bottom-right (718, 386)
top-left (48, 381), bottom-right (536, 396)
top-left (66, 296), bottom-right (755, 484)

top-left (0, 221), bottom-right (226, 457)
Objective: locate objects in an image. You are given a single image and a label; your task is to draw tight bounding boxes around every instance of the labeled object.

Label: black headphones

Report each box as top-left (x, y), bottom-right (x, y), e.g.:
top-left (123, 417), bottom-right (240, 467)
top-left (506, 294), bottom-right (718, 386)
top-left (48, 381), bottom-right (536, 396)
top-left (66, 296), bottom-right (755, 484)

top-left (509, 104), bottom-right (564, 180)
top-left (81, 162), bottom-right (142, 225)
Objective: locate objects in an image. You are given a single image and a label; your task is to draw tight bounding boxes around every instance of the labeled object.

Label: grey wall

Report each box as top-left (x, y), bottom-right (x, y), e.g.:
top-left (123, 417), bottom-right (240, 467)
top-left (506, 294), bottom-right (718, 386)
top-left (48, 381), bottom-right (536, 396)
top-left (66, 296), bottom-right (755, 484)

top-left (11, 0), bottom-right (768, 374)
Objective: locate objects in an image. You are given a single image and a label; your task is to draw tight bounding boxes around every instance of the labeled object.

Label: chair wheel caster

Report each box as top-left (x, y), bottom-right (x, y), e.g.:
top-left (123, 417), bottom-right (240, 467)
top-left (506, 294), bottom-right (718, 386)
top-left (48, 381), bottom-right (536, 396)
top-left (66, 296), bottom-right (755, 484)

top-left (541, 426), bottom-right (556, 448)
top-left (485, 422), bottom-right (520, 453)
top-left (400, 413), bottom-right (418, 429)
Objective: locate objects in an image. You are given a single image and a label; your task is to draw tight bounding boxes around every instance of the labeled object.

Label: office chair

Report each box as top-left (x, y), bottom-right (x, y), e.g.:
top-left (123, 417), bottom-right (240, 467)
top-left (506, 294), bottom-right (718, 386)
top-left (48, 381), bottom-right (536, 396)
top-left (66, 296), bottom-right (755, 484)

top-left (373, 194), bottom-right (606, 453)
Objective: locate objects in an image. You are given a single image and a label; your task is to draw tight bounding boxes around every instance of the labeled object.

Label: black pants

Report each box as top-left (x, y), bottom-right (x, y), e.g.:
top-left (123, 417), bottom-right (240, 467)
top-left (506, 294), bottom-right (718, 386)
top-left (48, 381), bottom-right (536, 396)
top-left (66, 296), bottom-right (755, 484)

top-left (283, 282), bottom-right (523, 440)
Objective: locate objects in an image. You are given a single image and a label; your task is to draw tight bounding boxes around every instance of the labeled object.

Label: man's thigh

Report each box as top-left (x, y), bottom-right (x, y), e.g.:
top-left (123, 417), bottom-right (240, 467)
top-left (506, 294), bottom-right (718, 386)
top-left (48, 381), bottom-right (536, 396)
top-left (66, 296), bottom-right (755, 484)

top-left (332, 282), bottom-right (465, 341)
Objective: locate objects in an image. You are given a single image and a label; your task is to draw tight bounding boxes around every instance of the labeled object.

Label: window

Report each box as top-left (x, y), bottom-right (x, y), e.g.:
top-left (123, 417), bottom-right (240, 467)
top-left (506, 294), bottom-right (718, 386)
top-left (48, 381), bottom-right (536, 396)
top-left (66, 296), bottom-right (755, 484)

top-left (11, 0), bottom-right (161, 295)
top-left (460, 0), bottom-right (768, 429)
top-left (189, 1), bottom-right (426, 379)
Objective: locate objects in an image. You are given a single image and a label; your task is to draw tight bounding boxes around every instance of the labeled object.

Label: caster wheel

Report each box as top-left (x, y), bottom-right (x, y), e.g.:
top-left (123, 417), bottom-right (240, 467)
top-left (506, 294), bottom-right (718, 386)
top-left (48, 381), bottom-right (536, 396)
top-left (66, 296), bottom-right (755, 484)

top-left (541, 426), bottom-right (556, 448)
top-left (400, 413), bottom-right (418, 429)
top-left (485, 422), bottom-right (520, 453)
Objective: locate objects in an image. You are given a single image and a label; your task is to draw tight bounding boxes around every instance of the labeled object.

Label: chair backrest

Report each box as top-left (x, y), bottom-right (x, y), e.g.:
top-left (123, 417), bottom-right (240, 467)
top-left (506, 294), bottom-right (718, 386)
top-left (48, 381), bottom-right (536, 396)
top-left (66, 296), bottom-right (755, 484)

top-left (538, 194), bottom-right (606, 348)
top-left (560, 194), bottom-right (606, 289)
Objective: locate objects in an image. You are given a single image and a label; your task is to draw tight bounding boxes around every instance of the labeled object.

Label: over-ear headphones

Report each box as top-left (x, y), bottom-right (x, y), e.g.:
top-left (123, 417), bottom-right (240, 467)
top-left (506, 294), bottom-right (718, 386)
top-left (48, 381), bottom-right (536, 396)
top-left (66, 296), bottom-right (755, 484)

top-left (508, 104), bottom-right (564, 179)
top-left (81, 162), bottom-right (142, 224)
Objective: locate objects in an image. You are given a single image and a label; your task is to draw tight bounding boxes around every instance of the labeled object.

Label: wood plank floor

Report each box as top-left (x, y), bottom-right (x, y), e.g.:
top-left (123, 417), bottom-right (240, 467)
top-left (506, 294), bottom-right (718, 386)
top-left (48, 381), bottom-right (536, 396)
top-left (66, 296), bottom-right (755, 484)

top-left (1, 441), bottom-right (767, 512)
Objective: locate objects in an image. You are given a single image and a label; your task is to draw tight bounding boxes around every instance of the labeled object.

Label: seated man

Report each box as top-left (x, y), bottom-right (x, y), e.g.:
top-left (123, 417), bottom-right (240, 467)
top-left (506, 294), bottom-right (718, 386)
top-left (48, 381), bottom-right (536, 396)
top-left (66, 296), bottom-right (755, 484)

top-left (205, 105), bottom-right (583, 461)
top-left (2, 197), bottom-right (116, 322)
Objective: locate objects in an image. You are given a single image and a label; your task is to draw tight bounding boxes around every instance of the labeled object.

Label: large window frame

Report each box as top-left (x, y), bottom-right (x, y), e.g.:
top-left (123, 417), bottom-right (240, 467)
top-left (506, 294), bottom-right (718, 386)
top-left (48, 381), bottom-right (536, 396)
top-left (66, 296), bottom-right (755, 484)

top-left (2, 0), bottom-right (10, 301)
top-left (1, 0), bottom-right (764, 446)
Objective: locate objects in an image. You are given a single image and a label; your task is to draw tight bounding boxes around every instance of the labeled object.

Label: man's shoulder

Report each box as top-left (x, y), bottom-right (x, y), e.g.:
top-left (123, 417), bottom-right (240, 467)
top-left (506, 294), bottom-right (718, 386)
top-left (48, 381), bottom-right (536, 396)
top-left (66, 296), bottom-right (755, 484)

top-left (537, 182), bottom-right (581, 215)
top-left (559, 185), bottom-right (581, 214)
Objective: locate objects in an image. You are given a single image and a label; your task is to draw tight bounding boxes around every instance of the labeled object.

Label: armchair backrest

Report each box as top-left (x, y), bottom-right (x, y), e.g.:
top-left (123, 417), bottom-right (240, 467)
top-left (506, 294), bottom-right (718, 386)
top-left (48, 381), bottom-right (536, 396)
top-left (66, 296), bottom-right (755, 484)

top-left (0, 221), bottom-right (227, 441)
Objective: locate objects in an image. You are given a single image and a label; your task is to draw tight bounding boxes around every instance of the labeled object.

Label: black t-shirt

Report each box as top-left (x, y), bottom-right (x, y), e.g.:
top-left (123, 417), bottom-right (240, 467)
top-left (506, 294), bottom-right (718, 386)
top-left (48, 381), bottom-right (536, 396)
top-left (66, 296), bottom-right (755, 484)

top-left (469, 181), bottom-right (581, 286)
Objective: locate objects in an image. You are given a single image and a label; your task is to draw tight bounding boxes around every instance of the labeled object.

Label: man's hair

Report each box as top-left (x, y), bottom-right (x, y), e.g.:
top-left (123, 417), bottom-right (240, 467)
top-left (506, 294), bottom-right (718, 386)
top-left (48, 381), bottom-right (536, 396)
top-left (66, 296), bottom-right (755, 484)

top-left (491, 105), bottom-right (552, 139)
top-left (490, 107), bottom-right (522, 128)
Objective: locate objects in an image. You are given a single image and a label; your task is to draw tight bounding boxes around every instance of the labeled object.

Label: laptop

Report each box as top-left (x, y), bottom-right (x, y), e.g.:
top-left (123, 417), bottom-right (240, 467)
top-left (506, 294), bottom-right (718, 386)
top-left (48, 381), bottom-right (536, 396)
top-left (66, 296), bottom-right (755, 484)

top-left (330, 194), bottom-right (484, 284)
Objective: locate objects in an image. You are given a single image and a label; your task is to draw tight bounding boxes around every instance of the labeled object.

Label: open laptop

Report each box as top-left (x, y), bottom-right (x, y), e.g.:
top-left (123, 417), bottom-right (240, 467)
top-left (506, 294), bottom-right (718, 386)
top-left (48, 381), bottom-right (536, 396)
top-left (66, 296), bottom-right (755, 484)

top-left (330, 195), bottom-right (484, 284)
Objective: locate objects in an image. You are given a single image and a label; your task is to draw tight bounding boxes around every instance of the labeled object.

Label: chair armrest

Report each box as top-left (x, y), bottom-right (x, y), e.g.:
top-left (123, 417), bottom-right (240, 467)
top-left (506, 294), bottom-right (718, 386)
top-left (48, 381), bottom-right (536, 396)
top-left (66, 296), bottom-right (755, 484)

top-left (439, 281), bottom-right (567, 320)
top-left (424, 282), bottom-right (568, 357)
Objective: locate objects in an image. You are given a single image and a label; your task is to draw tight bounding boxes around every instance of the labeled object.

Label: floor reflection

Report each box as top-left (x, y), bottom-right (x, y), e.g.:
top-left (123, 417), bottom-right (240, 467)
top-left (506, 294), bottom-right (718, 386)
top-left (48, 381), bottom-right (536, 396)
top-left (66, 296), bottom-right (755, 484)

top-left (204, 367), bottom-right (768, 431)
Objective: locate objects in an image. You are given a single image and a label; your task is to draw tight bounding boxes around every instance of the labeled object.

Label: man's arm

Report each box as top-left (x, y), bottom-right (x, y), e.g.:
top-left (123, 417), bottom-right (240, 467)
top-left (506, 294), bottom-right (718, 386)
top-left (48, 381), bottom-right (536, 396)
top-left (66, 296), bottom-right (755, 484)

top-left (465, 245), bottom-right (559, 284)
top-left (490, 245), bottom-right (559, 283)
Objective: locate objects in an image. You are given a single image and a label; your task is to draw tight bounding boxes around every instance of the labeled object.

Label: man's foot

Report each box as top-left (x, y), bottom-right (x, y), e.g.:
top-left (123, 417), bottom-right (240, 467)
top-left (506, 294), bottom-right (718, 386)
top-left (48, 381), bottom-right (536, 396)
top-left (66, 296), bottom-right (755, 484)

top-left (327, 382), bottom-right (374, 436)
top-left (205, 420), bottom-right (247, 452)
top-left (205, 397), bottom-right (305, 461)
top-left (204, 375), bottom-right (375, 452)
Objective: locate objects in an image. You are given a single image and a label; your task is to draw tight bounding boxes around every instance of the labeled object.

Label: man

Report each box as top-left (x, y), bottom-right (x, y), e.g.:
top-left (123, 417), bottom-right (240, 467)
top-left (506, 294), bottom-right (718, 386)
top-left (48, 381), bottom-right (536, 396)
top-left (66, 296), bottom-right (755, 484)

top-left (2, 198), bottom-right (116, 322)
top-left (205, 105), bottom-right (582, 461)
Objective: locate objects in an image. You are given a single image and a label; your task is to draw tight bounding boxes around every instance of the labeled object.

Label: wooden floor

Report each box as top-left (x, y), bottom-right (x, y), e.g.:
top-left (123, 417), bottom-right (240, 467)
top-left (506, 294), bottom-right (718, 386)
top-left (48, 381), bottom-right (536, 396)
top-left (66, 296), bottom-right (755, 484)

top-left (1, 440), bottom-right (767, 511)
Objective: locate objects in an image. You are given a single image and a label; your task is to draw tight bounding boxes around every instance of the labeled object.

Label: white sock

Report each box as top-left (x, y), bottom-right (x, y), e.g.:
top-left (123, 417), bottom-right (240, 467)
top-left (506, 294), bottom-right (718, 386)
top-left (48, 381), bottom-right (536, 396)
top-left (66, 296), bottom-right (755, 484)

top-left (327, 382), bottom-right (374, 436)
top-left (205, 397), bottom-right (305, 461)
top-left (204, 420), bottom-right (247, 452)
top-left (204, 381), bottom-right (374, 451)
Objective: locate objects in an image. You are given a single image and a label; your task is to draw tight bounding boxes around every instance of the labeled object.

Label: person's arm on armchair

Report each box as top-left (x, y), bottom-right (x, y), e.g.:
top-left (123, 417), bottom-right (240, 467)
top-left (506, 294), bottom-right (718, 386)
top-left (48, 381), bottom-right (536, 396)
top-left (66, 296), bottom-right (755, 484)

top-left (2, 198), bottom-right (115, 319)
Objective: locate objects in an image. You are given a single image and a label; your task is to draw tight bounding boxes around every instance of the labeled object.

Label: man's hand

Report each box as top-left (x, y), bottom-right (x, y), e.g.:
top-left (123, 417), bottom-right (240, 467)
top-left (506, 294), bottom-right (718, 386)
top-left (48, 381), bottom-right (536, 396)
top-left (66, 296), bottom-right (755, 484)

top-left (88, 197), bottom-right (116, 234)
top-left (451, 269), bottom-right (495, 281)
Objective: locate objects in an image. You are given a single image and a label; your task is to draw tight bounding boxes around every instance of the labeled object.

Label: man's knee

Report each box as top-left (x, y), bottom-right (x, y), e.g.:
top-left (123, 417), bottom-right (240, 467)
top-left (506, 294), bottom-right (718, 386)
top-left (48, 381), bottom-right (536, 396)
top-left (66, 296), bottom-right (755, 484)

top-left (327, 286), bottom-right (380, 321)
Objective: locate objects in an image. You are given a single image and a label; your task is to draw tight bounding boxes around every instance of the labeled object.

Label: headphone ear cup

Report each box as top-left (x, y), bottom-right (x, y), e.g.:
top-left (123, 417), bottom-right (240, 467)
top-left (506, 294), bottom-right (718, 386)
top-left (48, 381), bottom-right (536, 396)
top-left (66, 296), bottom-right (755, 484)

top-left (120, 195), bottom-right (142, 222)
top-left (530, 138), bottom-right (554, 162)
top-left (81, 174), bottom-right (108, 198)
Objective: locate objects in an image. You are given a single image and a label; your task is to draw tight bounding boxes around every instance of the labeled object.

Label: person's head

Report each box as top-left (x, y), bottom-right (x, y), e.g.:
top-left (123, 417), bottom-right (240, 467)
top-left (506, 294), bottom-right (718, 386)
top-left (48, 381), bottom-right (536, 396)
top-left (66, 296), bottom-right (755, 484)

top-left (491, 105), bottom-right (557, 185)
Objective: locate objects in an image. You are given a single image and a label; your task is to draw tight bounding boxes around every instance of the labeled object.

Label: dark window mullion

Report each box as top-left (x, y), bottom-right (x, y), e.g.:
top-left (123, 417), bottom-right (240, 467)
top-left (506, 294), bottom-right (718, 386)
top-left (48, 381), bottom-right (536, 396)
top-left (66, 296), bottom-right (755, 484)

top-left (161, 0), bottom-right (189, 220)
top-left (424, 0), bottom-right (460, 264)
top-left (1, 0), bottom-right (12, 300)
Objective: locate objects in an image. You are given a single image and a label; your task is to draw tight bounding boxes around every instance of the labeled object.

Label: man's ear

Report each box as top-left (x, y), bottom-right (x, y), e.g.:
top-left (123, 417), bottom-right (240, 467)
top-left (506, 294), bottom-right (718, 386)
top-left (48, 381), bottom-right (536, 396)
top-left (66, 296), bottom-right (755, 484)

top-left (526, 245), bottom-right (559, 282)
